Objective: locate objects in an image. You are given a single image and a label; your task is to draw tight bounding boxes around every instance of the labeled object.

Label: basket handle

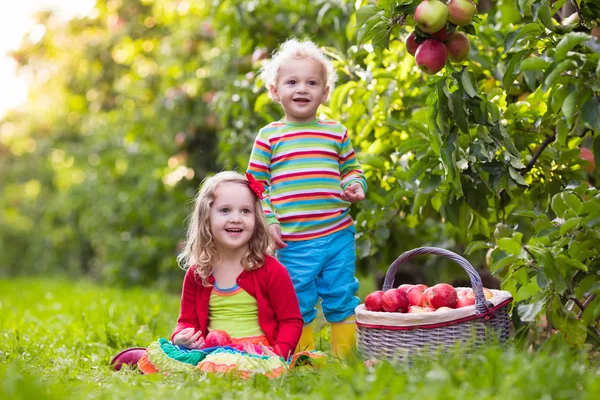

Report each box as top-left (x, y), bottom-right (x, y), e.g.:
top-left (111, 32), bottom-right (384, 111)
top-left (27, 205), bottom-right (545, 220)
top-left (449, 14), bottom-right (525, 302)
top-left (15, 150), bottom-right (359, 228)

top-left (381, 247), bottom-right (493, 314)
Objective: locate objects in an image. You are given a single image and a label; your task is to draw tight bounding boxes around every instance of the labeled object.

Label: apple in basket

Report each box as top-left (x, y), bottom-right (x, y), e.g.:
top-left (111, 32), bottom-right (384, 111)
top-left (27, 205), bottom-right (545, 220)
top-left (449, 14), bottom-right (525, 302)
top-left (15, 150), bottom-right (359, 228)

top-left (426, 283), bottom-right (458, 309)
top-left (408, 305), bottom-right (435, 313)
top-left (382, 289), bottom-right (409, 313)
top-left (203, 330), bottom-right (232, 348)
top-left (397, 284), bottom-right (414, 295)
top-left (435, 306), bottom-right (453, 312)
top-left (456, 293), bottom-right (475, 308)
top-left (364, 290), bottom-right (385, 312)
top-left (406, 284), bottom-right (429, 307)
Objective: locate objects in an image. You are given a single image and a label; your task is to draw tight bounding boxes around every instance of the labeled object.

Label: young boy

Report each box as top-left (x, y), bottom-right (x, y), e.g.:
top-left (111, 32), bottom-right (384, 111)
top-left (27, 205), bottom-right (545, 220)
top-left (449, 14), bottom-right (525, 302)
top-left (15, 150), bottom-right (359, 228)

top-left (246, 38), bottom-right (367, 359)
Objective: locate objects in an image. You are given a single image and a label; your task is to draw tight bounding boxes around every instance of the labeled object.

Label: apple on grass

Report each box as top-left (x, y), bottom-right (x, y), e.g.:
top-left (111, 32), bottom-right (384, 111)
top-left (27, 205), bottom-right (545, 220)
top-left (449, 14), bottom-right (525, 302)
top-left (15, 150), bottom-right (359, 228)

top-left (445, 32), bottom-right (470, 63)
top-left (364, 290), bottom-right (385, 312)
top-left (204, 330), bottom-right (232, 348)
top-left (382, 289), bottom-right (409, 313)
top-left (415, 39), bottom-right (448, 75)
top-left (447, 0), bottom-right (477, 27)
top-left (414, 0), bottom-right (449, 34)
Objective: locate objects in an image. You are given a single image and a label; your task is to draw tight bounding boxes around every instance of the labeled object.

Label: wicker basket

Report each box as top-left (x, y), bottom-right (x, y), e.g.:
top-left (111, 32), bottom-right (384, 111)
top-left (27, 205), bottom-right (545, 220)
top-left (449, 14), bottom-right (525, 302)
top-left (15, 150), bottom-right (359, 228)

top-left (356, 247), bottom-right (513, 363)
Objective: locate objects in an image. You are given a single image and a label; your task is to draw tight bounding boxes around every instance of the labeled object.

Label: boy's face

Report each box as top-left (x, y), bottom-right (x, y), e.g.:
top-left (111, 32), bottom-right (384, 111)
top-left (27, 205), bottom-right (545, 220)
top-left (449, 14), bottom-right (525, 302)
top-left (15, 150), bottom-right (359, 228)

top-left (270, 58), bottom-right (329, 123)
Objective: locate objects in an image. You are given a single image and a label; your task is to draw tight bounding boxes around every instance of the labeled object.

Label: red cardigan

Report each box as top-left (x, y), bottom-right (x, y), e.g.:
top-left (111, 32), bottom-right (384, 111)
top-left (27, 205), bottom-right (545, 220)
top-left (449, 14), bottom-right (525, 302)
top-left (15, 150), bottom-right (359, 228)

top-left (171, 255), bottom-right (303, 358)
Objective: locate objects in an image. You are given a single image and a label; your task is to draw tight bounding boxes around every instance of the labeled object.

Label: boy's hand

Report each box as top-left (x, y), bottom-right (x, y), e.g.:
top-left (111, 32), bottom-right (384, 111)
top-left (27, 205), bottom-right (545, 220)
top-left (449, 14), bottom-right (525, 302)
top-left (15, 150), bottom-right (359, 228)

top-left (173, 327), bottom-right (204, 349)
top-left (268, 224), bottom-right (287, 249)
top-left (342, 183), bottom-right (365, 203)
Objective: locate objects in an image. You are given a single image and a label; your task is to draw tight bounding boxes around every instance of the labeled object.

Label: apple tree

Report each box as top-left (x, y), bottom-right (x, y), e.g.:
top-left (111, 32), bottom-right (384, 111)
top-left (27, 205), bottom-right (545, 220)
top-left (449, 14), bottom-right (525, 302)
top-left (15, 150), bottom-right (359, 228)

top-left (345, 0), bottom-right (599, 346)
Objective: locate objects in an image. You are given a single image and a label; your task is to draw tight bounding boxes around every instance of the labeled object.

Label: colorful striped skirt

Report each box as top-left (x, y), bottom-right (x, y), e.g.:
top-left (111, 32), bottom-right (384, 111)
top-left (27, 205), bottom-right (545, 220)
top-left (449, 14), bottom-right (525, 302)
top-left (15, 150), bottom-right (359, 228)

top-left (137, 337), bottom-right (326, 379)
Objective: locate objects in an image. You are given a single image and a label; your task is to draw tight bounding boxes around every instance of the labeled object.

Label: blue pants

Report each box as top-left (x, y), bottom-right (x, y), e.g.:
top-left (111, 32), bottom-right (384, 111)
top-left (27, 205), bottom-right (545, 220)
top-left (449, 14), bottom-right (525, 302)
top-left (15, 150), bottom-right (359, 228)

top-left (276, 226), bottom-right (360, 324)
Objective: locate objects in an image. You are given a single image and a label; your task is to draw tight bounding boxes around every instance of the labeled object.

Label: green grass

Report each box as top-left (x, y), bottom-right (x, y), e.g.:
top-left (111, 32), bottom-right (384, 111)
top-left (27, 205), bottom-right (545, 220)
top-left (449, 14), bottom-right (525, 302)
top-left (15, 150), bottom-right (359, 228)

top-left (1, 278), bottom-right (599, 399)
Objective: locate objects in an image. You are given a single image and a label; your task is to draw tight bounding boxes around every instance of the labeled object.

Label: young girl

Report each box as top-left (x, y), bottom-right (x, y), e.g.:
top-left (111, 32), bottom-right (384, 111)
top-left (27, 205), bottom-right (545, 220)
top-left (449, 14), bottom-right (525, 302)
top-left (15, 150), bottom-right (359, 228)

top-left (131, 171), bottom-right (324, 378)
top-left (246, 38), bottom-right (366, 359)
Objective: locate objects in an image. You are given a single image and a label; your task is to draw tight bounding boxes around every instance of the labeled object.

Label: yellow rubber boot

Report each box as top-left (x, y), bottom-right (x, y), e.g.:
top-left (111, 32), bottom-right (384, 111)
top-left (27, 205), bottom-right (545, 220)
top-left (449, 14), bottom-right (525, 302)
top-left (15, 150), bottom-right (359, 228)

top-left (330, 316), bottom-right (357, 360)
top-left (296, 324), bottom-right (315, 353)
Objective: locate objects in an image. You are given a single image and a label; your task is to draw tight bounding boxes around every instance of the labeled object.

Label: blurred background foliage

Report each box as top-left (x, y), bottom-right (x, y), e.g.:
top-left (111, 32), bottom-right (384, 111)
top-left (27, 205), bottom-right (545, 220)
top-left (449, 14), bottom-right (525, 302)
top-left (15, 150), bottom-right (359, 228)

top-left (1, 0), bottom-right (599, 343)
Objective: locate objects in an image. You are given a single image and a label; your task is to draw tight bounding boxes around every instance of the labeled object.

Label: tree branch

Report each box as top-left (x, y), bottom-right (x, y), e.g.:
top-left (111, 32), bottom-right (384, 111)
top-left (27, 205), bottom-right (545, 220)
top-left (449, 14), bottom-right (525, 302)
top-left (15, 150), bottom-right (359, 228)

top-left (569, 296), bottom-right (584, 311)
top-left (578, 294), bottom-right (596, 319)
top-left (570, 0), bottom-right (585, 25)
top-left (522, 133), bottom-right (556, 174)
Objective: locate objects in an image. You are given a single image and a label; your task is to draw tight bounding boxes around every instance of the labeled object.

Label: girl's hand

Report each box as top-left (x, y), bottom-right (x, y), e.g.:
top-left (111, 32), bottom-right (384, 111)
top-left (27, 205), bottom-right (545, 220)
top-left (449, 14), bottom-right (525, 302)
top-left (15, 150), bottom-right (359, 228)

top-left (257, 343), bottom-right (277, 357)
top-left (268, 224), bottom-right (287, 249)
top-left (341, 183), bottom-right (365, 203)
top-left (173, 327), bottom-right (204, 349)
top-left (243, 342), bottom-right (278, 357)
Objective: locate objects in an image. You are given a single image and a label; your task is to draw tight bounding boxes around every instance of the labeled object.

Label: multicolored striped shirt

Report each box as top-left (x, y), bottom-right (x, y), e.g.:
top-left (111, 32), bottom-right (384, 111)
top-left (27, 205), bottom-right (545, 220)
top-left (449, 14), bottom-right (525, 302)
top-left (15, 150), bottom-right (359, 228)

top-left (247, 119), bottom-right (367, 241)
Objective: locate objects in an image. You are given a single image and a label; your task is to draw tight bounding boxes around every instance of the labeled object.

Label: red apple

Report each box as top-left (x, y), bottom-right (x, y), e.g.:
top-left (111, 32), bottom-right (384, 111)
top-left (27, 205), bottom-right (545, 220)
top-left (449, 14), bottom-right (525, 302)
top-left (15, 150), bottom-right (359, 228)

top-left (431, 26), bottom-right (452, 41)
top-left (428, 283), bottom-right (458, 309)
top-left (204, 330), bottom-right (232, 348)
top-left (397, 284), bottom-right (414, 295)
top-left (407, 284), bottom-right (428, 306)
top-left (580, 147), bottom-right (596, 173)
top-left (456, 295), bottom-right (475, 308)
top-left (414, 0), bottom-right (449, 34)
top-left (382, 289), bottom-right (409, 313)
top-left (422, 287), bottom-right (434, 308)
top-left (445, 32), bottom-right (470, 63)
top-left (415, 39), bottom-right (448, 74)
top-left (447, 0), bottom-right (477, 26)
top-left (405, 32), bottom-right (420, 56)
top-left (364, 290), bottom-right (385, 312)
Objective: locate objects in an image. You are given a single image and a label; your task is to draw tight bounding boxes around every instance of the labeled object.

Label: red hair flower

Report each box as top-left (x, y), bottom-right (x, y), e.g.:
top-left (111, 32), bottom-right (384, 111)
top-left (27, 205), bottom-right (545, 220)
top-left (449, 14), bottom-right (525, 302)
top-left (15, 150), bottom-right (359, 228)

top-left (245, 172), bottom-right (265, 200)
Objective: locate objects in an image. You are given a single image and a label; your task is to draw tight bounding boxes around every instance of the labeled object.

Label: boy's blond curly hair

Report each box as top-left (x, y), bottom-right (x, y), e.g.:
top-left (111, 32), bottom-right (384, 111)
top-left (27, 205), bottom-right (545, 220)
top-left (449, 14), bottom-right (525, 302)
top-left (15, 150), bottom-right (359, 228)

top-left (259, 38), bottom-right (338, 101)
top-left (177, 171), bottom-right (272, 285)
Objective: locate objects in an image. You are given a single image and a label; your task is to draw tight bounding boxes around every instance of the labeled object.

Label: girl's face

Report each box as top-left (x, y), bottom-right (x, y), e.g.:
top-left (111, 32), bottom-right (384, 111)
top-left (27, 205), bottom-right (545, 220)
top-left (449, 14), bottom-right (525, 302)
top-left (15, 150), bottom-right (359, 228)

top-left (209, 182), bottom-right (256, 255)
top-left (269, 58), bottom-right (329, 123)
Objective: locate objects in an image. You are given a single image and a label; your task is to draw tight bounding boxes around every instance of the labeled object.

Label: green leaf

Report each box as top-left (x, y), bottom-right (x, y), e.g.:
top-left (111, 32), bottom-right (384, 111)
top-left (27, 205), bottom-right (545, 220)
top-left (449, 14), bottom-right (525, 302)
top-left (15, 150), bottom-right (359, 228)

top-left (515, 279), bottom-right (541, 302)
top-left (504, 24), bottom-right (543, 53)
top-left (556, 253), bottom-right (588, 273)
top-left (551, 192), bottom-right (582, 218)
top-left (563, 318), bottom-right (587, 348)
top-left (561, 90), bottom-right (580, 122)
top-left (543, 60), bottom-right (578, 91)
top-left (355, 5), bottom-right (378, 27)
top-left (559, 217), bottom-right (582, 235)
top-left (509, 166), bottom-right (528, 186)
top-left (555, 32), bottom-right (593, 61)
top-left (536, 2), bottom-right (556, 32)
top-left (581, 296), bottom-right (600, 325)
top-left (465, 241), bottom-right (491, 255)
top-left (520, 57), bottom-right (551, 71)
top-left (357, 152), bottom-right (386, 169)
top-left (440, 130), bottom-right (463, 196)
top-left (581, 96), bottom-right (600, 133)
top-left (460, 68), bottom-right (478, 98)
top-left (569, 240), bottom-right (599, 262)
top-left (518, 300), bottom-right (545, 322)
top-left (450, 90), bottom-right (468, 134)
top-left (497, 236), bottom-right (523, 255)
top-left (503, 50), bottom-right (530, 90)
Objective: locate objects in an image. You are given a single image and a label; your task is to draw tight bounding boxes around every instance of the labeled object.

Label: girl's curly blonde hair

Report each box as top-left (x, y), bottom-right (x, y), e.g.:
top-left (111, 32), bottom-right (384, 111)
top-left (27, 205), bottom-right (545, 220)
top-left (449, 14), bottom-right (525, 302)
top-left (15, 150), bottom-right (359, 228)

top-left (177, 171), bottom-right (272, 285)
top-left (259, 37), bottom-right (338, 101)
